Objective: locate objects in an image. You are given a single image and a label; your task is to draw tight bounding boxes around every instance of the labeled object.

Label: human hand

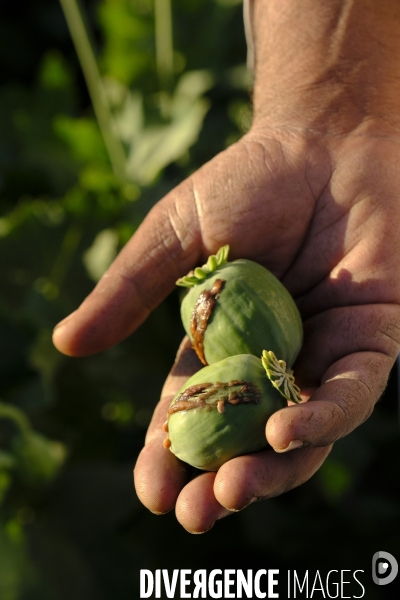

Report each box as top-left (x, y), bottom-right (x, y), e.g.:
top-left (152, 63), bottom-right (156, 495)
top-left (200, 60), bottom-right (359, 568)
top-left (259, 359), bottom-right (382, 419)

top-left (53, 122), bottom-right (400, 531)
top-left (53, 0), bottom-right (400, 532)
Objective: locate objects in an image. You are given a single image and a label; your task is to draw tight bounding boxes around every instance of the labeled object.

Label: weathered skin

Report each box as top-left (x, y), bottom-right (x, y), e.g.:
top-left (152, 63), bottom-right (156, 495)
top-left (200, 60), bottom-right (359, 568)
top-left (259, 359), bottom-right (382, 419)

top-left (180, 259), bottom-right (303, 367)
top-left (53, 0), bottom-right (400, 533)
top-left (166, 354), bottom-right (284, 471)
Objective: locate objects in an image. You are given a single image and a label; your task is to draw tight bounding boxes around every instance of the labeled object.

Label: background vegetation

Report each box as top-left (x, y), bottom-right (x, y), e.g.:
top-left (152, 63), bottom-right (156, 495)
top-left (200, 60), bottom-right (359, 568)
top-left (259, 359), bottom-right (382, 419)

top-left (0, 1), bottom-right (399, 598)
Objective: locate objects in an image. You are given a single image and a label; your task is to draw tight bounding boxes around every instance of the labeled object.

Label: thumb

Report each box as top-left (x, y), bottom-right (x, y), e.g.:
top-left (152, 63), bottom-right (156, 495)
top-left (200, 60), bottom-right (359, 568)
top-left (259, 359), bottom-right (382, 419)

top-left (53, 179), bottom-right (201, 356)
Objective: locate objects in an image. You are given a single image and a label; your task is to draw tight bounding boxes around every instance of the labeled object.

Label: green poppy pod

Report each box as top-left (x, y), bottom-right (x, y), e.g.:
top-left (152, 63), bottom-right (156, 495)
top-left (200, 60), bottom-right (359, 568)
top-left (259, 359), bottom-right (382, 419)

top-left (164, 351), bottom-right (301, 471)
top-left (177, 246), bottom-right (303, 367)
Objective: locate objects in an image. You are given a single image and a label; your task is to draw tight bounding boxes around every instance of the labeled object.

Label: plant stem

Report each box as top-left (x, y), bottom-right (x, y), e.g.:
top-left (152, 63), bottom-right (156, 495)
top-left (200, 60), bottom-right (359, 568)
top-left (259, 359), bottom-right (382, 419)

top-left (0, 403), bottom-right (31, 437)
top-left (154, 0), bottom-right (174, 116)
top-left (50, 224), bottom-right (83, 291)
top-left (59, 0), bottom-right (127, 182)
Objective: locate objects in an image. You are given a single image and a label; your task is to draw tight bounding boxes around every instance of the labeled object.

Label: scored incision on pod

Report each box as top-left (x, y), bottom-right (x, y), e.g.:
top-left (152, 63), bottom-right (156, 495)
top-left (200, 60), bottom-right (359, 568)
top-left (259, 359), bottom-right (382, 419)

top-left (177, 246), bottom-right (303, 368)
top-left (168, 379), bottom-right (261, 414)
top-left (164, 351), bottom-right (302, 471)
top-left (190, 279), bottom-right (225, 365)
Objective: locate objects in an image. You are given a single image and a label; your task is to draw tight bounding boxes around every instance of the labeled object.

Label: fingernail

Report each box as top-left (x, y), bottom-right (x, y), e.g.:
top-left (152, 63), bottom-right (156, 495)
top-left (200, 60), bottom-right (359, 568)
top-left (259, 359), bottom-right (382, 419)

top-left (218, 507), bottom-right (236, 518)
top-left (53, 311), bottom-right (77, 332)
top-left (187, 525), bottom-right (214, 535)
top-left (226, 497), bottom-right (258, 512)
top-left (274, 440), bottom-right (303, 453)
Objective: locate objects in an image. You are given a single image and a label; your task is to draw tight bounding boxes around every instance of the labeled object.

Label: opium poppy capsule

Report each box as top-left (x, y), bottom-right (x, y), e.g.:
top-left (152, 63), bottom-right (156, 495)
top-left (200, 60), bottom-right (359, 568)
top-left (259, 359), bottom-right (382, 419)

top-left (164, 351), bottom-right (301, 471)
top-left (177, 246), bottom-right (303, 368)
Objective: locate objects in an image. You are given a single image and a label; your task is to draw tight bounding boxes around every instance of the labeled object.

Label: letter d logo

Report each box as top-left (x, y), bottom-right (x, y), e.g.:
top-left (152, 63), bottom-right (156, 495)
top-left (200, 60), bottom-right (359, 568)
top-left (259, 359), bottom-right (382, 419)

top-left (372, 551), bottom-right (398, 586)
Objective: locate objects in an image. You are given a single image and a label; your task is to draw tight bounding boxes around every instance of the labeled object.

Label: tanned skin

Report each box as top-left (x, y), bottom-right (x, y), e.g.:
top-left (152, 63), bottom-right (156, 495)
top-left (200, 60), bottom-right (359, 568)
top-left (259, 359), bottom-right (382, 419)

top-left (53, 0), bottom-right (400, 533)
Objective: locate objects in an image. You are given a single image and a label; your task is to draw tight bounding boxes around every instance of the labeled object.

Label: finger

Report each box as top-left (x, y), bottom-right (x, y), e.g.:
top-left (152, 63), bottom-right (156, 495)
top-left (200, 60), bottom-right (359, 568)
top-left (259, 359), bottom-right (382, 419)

top-left (134, 440), bottom-right (191, 515)
top-left (294, 303), bottom-right (400, 386)
top-left (214, 445), bottom-right (331, 511)
top-left (267, 350), bottom-right (394, 452)
top-left (144, 337), bottom-right (201, 445)
top-left (52, 131), bottom-right (317, 358)
top-left (53, 179), bottom-right (201, 356)
top-left (134, 386), bottom-right (192, 514)
top-left (134, 338), bottom-right (201, 514)
top-left (175, 472), bottom-right (231, 534)
top-left (157, 337), bottom-right (203, 415)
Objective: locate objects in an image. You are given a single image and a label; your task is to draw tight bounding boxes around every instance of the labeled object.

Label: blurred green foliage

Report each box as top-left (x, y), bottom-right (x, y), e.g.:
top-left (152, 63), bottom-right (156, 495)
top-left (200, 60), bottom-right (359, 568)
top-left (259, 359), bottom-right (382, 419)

top-left (0, 1), bottom-right (399, 599)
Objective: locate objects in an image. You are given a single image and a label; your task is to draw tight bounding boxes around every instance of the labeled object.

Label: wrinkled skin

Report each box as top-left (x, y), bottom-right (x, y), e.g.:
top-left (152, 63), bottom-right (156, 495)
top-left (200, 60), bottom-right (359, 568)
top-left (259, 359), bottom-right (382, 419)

top-left (53, 124), bottom-right (400, 532)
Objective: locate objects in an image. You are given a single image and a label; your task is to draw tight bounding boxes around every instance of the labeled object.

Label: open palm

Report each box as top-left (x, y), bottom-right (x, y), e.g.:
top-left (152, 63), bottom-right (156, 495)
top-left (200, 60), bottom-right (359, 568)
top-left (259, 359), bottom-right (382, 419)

top-left (53, 126), bottom-right (400, 532)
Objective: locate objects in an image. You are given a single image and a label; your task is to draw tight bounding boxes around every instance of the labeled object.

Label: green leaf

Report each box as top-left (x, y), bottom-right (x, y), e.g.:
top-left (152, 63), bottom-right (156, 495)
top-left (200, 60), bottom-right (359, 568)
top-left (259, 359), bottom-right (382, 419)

top-left (12, 431), bottom-right (67, 486)
top-left (0, 518), bottom-right (34, 600)
top-left (170, 70), bottom-right (214, 118)
top-left (82, 228), bottom-right (119, 281)
top-left (0, 453), bottom-right (15, 470)
top-left (53, 115), bottom-right (108, 163)
top-left (79, 163), bottom-right (118, 193)
top-left (112, 89), bottom-right (144, 143)
top-left (98, 0), bottom-right (153, 84)
top-left (39, 51), bottom-right (72, 90)
top-left (126, 97), bottom-right (210, 184)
